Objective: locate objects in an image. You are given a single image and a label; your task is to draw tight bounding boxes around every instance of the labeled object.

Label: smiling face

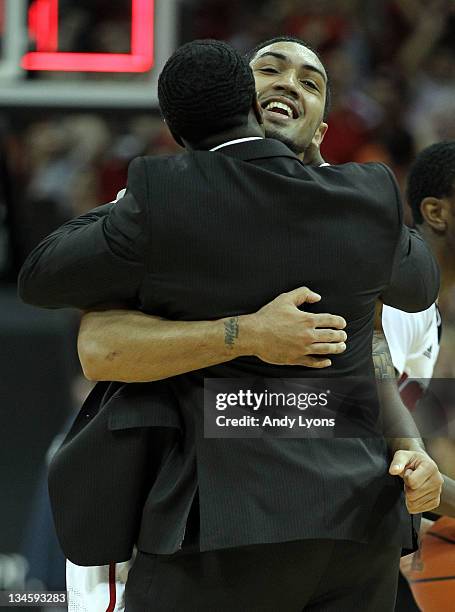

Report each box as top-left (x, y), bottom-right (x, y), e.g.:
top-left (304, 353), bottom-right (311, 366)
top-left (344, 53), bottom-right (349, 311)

top-left (250, 41), bottom-right (328, 156)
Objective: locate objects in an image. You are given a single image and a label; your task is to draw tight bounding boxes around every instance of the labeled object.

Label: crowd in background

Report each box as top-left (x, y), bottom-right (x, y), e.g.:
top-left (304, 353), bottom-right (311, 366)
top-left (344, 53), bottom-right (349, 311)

top-left (2, 112), bottom-right (178, 270)
top-left (185, 0), bottom-right (455, 174)
top-left (1, 0), bottom-right (454, 373)
top-left (0, 3), bottom-right (453, 596)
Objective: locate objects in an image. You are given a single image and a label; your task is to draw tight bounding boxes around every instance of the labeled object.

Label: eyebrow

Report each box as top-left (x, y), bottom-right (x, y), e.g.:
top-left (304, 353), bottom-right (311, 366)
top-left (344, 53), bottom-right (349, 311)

top-left (255, 51), bottom-right (327, 83)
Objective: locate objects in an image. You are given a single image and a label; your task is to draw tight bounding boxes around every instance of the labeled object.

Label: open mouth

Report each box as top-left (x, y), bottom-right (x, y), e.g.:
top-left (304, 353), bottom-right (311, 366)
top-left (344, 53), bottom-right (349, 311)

top-left (262, 99), bottom-right (299, 120)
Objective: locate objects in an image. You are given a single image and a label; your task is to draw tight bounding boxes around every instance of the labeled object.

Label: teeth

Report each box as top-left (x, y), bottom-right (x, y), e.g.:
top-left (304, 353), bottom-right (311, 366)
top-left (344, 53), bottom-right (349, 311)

top-left (265, 101), bottom-right (294, 118)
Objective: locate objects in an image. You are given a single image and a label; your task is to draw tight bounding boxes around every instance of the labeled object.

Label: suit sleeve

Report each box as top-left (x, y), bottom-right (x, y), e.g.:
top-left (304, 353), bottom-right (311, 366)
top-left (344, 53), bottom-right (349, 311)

top-left (18, 157), bottom-right (149, 309)
top-left (379, 164), bottom-right (440, 312)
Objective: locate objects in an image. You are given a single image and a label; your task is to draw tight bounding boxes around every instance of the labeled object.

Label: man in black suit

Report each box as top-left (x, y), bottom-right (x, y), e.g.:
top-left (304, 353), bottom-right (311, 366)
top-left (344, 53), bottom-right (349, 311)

top-left (19, 40), bottom-right (442, 611)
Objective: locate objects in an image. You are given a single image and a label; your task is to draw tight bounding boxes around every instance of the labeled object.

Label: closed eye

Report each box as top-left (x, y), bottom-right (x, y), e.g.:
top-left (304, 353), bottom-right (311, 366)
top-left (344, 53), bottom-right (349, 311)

top-left (259, 67), bottom-right (279, 74)
top-left (301, 80), bottom-right (318, 90)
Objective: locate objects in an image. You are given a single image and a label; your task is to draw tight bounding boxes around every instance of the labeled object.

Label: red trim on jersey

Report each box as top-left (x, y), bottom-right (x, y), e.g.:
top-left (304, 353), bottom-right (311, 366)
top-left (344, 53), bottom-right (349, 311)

top-left (397, 372), bottom-right (425, 412)
top-left (106, 563), bottom-right (116, 612)
top-left (398, 372), bottom-right (408, 386)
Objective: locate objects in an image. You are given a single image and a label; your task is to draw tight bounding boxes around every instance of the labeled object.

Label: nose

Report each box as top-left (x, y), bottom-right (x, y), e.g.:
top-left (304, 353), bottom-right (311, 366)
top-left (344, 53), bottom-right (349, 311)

top-left (271, 70), bottom-right (300, 99)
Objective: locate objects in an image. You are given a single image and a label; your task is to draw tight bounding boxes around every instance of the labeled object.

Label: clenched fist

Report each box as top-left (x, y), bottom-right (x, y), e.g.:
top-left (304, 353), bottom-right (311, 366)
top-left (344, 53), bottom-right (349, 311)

top-left (389, 449), bottom-right (444, 513)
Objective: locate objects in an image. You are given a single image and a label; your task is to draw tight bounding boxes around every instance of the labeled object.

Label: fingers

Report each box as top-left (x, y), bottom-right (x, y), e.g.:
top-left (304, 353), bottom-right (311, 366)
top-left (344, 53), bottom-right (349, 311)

top-left (312, 314), bottom-right (347, 330)
top-left (404, 469), bottom-right (443, 514)
top-left (313, 329), bottom-right (347, 343)
top-left (405, 489), bottom-right (441, 512)
top-left (405, 461), bottom-right (439, 490)
top-left (309, 342), bottom-right (347, 355)
top-left (299, 356), bottom-right (332, 368)
top-left (389, 451), bottom-right (438, 487)
top-left (282, 288), bottom-right (347, 328)
top-left (285, 286), bottom-right (322, 306)
top-left (405, 490), bottom-right (441, 513)
top-left (389, 450), bottom-right (443, 513)
top-left (405, 483), bottom-right (441, 505)
top-left (389, 450), bottom-right (413, 475)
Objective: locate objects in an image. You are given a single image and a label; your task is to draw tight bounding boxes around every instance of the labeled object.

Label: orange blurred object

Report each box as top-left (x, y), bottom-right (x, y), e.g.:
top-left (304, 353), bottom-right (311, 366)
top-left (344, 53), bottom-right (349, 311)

top-left (403, 517), bottom-right (455, 611)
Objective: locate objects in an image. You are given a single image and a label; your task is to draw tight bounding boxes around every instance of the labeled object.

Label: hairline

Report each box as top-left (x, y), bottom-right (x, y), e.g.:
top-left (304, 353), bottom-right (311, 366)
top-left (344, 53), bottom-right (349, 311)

top-left (253, 50), bottom-right (327, 83)
top-left (249, 41), bottom-right (325, 69)
top-left (407, 141), bottom-right (455, 225)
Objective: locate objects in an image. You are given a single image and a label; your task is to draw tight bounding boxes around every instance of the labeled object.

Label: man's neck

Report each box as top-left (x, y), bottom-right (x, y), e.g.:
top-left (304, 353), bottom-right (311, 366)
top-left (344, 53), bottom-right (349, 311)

top-left (421, 225), bottom-right (455, 299)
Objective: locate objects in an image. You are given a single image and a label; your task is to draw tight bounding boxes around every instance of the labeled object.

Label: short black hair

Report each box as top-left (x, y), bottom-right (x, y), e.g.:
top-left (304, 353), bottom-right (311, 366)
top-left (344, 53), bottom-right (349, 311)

top-left (407, 141), bottom-right (455, 225)
top-left (158, 39), bottom-right (256, 145)
top-left (246, 36), bottom-right (332, 120)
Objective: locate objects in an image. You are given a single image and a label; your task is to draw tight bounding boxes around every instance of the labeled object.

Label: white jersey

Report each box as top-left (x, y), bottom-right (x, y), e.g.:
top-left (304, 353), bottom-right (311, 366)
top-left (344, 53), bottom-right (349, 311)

top-left (66, 559), bottom-right (131, 612)
top-left (382, 303), bottom-right (441, 410)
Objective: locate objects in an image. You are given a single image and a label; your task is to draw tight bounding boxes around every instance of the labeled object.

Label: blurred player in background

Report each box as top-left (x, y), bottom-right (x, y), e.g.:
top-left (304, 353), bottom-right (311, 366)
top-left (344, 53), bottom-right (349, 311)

top-left (381, 141), bottom-right (455, 612)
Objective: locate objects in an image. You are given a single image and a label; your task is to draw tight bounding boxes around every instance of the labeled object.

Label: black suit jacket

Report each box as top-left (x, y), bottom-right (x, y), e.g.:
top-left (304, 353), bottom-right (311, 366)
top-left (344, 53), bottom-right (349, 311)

top-left (19, 139), bottom-right (439, 564)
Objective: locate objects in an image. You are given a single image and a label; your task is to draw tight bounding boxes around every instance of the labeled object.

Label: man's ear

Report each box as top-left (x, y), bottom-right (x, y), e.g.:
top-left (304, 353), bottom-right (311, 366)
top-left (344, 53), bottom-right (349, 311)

top-left (421, 197), bottom-right (448, 232)
top-left (162, 115), bottom-right (185, 147)
top-left (313, 122), bottom-right (328, 147)
top-left (253, 94), bottom-right (264, 125)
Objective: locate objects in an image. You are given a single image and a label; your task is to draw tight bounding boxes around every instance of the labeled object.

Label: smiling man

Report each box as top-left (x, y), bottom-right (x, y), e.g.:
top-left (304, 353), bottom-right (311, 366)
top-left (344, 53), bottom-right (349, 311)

top-left (18, 39), bottom-right (442, 612)
top-left (248, 38), bottom-right (329, 156)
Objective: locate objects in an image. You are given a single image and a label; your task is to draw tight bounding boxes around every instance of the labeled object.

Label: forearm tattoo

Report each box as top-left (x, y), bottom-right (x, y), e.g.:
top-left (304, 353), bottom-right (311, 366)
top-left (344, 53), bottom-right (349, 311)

top-left (224, 317), bottom-right (239, 348)
top-left (372, 331), bottom-right (396, 381)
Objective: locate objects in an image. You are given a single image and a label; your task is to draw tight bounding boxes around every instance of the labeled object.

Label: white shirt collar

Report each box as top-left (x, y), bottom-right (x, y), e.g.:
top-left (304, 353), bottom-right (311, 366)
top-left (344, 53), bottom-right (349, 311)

top-left (210, 139), bottom-right (331, 168)
top-left (210, 137), bottom-right (263, 152)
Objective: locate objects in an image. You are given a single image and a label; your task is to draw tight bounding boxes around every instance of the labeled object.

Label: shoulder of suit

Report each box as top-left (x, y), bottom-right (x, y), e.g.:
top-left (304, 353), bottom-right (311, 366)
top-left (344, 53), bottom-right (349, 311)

top-left (134, 152), bottom-right (241, 180)
top-left (133, 155), bottom-right (396, 189)
top-left (135, 153), bottom-right (194, 167)
top-left (321, 161), bottom-right (398, 195)
top-left (320, 160), bottom-right (393, 177)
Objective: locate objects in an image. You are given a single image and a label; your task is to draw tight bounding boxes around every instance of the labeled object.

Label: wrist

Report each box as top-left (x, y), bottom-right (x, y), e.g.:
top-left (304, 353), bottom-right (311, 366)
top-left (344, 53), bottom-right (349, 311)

top-left (221, 314), bottom-right (254, 359)
top-left (388, 437), bottom-right (426, 454)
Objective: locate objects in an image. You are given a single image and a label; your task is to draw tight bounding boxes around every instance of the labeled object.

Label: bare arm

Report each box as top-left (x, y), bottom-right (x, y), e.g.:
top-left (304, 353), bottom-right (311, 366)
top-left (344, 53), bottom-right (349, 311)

top-left (78, 287), bottom-right (347, 382)
top-left (372, 323), bottom-right (443, 514)
top-left (79, 309), bottom-right (250, 382)
top-left (372, 329), bottom-right (425, 452)
top-left (424, 435), bottom-right (455, 518)
top-left (434, 475), bottom-right (455, 518)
